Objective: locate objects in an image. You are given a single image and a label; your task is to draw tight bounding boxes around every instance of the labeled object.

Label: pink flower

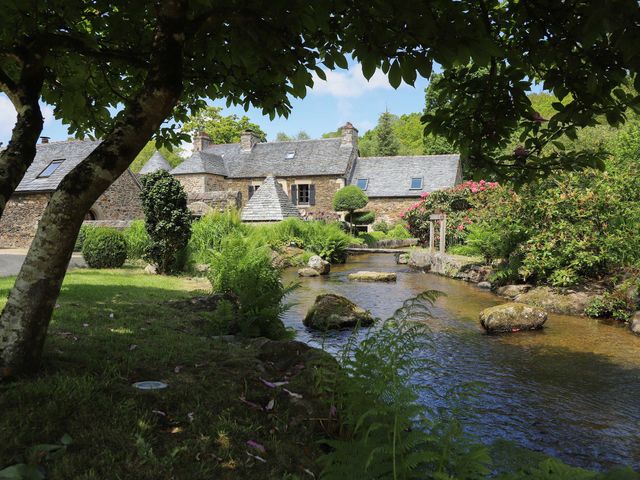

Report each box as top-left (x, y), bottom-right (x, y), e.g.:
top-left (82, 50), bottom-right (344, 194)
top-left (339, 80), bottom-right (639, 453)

top-left (457, 225), bottom-right (465, 231)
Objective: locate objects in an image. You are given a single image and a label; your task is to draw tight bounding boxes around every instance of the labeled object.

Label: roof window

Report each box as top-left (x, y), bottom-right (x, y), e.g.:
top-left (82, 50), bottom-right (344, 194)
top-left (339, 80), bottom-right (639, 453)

top-left (285, 151), bottom-right (296, 159)
top-left (38, 159), bottom-right (64, 178)
top-left (410, 177), bottom-right (423, 190)
top-left (356, 178), bottom-right (369, 190)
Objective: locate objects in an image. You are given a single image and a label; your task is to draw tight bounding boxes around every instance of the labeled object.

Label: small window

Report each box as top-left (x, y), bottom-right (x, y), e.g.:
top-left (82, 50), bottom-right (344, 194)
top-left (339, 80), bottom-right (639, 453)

top-left (38, 159), bottom-right (64, 178)
top-left (356, 178), bottom-right (369, 190)
top-left (410, 177), bottom-right (423, 190)
top-left (297, 184), bottom-right (310, 204)
top-left (285, 151), bottom-right (295, 159)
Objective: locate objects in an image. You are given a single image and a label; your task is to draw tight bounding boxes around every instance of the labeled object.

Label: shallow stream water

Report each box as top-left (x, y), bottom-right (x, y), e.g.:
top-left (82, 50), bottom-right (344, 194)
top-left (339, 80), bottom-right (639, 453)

top-left (282, 253), bottom-right (640, 471)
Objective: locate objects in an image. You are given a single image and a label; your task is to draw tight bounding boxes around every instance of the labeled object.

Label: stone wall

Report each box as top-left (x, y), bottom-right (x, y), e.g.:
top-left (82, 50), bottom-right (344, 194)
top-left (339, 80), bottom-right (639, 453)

top-left (177, 174), bottom-right (227, 195)
top-left (0, 170), bottom-right (143, 249)
top-left (91, 170), bottom-right (143, 221)
top-left (366, 197), bottom-right (419, 224)
top-left (0, 193), bottom-right (50, 248)
top-left (226, 175), bottom-right (346, 217)
top-left (187, 191), bottom-right (242, 216)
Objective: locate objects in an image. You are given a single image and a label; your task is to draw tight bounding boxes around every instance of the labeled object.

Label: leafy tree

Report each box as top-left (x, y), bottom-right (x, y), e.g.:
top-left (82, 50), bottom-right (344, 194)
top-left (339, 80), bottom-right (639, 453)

top-left (422, 74), bottom-right (457, 155)
top-left (276, 131), bottom-right (310, 142)
top-left (140, 171), bottom-right (192, 274)
top-left (130, 141), bottom-right (184, 173)
top-left (322, 128), bottom-right (342, 138)
top-left (333, 185), bottom-right (368, 233)
top-left (376, 111), bottom-right (400, 156)
top-left (182, 106), bottom-right (266, 144)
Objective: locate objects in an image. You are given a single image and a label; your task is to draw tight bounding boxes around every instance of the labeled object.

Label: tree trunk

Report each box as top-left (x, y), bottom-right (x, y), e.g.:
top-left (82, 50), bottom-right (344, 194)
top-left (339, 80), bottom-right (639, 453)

top-left (0, 61), bottom-right (45, 219)
top-left (0, 0), bottom-right (187, 377)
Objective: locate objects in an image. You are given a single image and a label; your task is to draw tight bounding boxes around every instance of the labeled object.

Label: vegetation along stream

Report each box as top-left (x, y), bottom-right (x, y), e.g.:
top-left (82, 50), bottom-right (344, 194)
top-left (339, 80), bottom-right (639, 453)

top-left (282, 253), bottom-right (640, 472)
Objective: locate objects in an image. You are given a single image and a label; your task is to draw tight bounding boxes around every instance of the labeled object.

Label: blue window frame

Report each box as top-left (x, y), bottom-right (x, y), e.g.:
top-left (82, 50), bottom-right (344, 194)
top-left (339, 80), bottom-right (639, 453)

top-left (410, 177), bottom-right (423, 190)
top-left (356, 178), bottom-right (369, 190)
top-left (38, 159), bottom-right (64, 178)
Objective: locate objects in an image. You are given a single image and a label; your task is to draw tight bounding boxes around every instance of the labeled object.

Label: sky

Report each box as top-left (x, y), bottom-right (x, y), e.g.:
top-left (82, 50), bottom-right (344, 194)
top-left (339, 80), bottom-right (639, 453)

top-left (0, 63), bottom-right (431, 149)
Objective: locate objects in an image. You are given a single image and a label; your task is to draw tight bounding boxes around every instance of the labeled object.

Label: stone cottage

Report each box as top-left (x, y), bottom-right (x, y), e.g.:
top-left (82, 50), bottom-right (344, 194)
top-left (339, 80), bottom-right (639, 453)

top-left (0, 139), bottom-right (143, 248)
top-left (170, 122), bottom-right (461, 223)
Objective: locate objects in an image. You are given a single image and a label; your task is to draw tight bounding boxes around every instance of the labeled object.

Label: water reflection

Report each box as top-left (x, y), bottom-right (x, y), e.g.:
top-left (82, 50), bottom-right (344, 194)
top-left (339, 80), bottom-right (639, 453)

top-left (281, 253), bottom-right (640, 470)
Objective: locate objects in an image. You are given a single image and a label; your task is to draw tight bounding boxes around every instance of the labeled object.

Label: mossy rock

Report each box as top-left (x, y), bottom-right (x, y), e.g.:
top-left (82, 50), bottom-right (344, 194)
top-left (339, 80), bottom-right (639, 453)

top-left (480, 302), bottom-right (547, 333)
top-left (347, 271), bottom-right (397, 282)
top-left (303, 294), bottom-right (374, 330)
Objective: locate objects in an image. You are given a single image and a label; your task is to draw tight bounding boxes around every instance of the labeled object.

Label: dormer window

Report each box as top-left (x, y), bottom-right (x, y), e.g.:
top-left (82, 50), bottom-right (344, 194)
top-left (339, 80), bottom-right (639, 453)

top-left (285, 151), bottom-right (295, 159)
top-left (410, 177), bottom-right (423, 190)
top-left (356, 178), bottom-right (369, 190)
top-left (38, 159), bottom-right (64, 178)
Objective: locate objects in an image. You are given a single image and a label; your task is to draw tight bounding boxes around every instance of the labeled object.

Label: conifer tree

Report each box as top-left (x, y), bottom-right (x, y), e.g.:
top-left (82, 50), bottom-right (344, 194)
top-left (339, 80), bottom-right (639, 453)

top-left (375, 111), bottom-right (400, 156)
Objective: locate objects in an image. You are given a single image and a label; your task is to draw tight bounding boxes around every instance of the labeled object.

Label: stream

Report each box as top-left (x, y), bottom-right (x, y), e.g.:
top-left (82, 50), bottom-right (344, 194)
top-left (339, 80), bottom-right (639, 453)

top-left (281, 253), bottom-right (640, 471)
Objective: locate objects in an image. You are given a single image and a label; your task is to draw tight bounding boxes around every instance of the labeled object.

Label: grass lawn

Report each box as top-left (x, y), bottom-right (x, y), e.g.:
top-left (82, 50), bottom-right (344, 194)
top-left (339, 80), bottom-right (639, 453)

top-left (0, 267), bottom-right (335, 480)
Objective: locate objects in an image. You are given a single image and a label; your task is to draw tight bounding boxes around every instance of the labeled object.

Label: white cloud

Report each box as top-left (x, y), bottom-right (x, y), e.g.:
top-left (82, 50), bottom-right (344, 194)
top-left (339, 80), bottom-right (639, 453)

top-left (0, 95), bottom-right (55, 144)
top-left (311, 64), bottom-right (408, 98)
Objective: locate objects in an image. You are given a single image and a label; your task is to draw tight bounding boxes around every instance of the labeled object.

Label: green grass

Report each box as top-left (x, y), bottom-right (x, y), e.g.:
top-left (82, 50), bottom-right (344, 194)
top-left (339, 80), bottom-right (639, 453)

top-left (0, 268), bottom-right (336, 479)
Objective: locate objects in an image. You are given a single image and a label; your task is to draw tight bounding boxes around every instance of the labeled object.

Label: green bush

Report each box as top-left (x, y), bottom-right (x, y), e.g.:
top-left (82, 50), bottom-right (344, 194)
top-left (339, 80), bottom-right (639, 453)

top-left (74, 225), bottom-right (94, 252)
top-left (140, 170), bottom-right (192, 274)
top-left (386, 223), bottom-right (412, 239)
top-left (345, 210), bottom-right (375, 226)
top-left (188, 210), bottom-right (247, 265)
top-left (208, 234), bottom-right (296, 339)
top-left (81, 228), bottom-right (127, 268)
top-left (585, 292), bottom-right (632, 322)
top-left (122, 220), bottom-right (150, 260)
top-left (372, 220), bottom-right (389, 233)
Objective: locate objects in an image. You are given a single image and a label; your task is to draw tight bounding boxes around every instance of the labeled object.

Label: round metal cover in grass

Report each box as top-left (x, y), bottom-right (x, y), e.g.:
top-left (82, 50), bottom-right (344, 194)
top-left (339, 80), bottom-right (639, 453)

top-left (132, 381), bottom-right (168, 390)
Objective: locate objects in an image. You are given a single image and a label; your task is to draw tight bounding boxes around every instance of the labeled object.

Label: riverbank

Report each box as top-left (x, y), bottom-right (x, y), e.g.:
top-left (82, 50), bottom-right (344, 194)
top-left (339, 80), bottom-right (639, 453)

top-left (0, 269), bottom-right (337, 479)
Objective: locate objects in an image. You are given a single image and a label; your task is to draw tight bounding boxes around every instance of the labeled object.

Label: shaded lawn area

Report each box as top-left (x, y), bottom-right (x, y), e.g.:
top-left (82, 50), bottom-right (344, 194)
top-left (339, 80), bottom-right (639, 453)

top-left (0, 268), bottom-right (335, 480)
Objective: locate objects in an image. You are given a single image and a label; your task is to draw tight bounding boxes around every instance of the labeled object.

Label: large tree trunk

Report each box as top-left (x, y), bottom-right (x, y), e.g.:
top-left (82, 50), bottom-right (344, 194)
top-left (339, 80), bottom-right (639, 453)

top-left (0, 60), bottom-right (45, 219)
top-left (0, 0), bottom-right (187, 377)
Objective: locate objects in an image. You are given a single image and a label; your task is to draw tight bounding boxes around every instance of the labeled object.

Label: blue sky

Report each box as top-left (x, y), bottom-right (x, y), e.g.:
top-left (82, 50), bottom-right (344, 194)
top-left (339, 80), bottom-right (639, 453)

top-left (0, 63), bottom-right (430, 150)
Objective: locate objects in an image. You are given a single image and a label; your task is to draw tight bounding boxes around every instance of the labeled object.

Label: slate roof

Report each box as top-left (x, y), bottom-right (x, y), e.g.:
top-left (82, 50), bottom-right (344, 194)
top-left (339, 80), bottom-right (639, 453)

top-left (171, 137), bottom-right (355, 178)
top-left (241, 176), bottom-right (301, 222)
top-left (139, 151), bottom-right (171, 174)
top-left (14, 140), bottom-right (141, 193)
top-left (349, 154), bottom-right (461, 197)
top-left (170, 150), bottom-right (226, 175)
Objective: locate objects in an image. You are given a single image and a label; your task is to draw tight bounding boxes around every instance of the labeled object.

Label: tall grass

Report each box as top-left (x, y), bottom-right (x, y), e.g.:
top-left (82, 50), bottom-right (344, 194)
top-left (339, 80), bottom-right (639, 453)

top-left (188, 211), bottom-right (359, 265)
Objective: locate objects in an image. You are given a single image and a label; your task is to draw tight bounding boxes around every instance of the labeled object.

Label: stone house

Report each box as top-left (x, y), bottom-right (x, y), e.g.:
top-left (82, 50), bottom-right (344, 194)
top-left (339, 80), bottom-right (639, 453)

top-left (0, 139), bottom-right (143, 248)
top-left (167, 122), bottom-right (461, 224)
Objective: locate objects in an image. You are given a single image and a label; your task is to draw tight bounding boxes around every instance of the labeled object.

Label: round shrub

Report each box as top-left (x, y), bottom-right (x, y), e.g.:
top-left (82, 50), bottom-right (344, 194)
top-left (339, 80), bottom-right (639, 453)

top-left (345, 210), bottom-right (375, 225)
top-left (82, 228), bottom-right (128, 268)
top-left (333, 185), bottom-right (368, 213)
top-left (372, 221), bottom-right (390, 233)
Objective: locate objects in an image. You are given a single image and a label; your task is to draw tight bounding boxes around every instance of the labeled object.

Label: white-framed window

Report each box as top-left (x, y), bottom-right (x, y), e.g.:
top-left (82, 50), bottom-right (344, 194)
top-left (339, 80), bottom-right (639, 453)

top-left (285, 151), bottom-right (295, 159)
top-left (38, 159), bottom-right (64, 178)
top-left (356, 178), bottom-right (369, 190)
top-left (410, 177), bottom-right (423, 190)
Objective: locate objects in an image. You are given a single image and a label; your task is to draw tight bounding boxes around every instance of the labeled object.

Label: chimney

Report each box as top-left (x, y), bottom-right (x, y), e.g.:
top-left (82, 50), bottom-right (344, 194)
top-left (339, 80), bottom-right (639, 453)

top-left (193, 131), bottom-right (212, 152)
top-left (340, 122), bottom-right (358, 148)
top-left (240, 129), bottom-right (260, 152)
top-left (40, 136), bottom-right (50, 144)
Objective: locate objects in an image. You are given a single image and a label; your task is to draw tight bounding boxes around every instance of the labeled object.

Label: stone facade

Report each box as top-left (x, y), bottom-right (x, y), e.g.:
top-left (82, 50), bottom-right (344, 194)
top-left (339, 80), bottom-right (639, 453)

top-left (0, 171), bottom-right (143, 249)
top-left (176, 173), bottom-right (227, 195)
top-left (366, 197), bottom-right (420, 224)
top-left (0, 193), bottom-right (50, 248)
top-left (226, 175), bottom-right (345, 219)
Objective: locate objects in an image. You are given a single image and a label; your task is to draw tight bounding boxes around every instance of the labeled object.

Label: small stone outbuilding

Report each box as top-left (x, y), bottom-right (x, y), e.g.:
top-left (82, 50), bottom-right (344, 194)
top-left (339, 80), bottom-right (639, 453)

top-left (241, 175), bottom-right (301, 223)
top-left (0, 139), bottom-right (143, 248)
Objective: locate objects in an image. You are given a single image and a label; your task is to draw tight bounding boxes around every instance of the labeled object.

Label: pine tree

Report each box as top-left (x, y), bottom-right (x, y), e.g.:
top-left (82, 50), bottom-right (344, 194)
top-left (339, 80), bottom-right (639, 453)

top-left (375, 111), bottom-right (400, 156)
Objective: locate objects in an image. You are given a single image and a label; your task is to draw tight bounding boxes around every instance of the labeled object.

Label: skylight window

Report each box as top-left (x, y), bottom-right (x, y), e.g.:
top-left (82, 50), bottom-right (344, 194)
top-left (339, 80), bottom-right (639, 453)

top-left (285, 151), bottom-right (296, 159)
top-left (38, 159), bottom-right (64, 178)
top-left (356, 178), bottom-right (369, 190)
top-left (410, 177), bottom-right (423, 190)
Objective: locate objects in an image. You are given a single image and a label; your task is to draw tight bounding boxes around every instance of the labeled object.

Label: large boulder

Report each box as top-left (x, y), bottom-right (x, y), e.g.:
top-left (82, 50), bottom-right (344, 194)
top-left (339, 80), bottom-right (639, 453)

top-left (496, 284), bottom-right (533, 299)
top-left (298, 267), bottom-right (320, 277)
top-left (631, 312), bottom-right (640, 336)
top-left (479, 303), bottom-right (547, 333)
top-left (514, 286), bottom-right (598, 316)
top-left (308, 255), bottom-right (330, 275)
top-left (348, 271), bottom-right (397, 282)
top-left (408, 250), bottom-right (491, 283)
top-left (303, 294), bottom-right (374, 330)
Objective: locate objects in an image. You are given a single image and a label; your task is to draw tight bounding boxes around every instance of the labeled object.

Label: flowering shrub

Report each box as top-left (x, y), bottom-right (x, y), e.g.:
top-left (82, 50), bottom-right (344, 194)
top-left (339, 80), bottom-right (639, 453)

top-left (402, 180), bottom-right (501, 245)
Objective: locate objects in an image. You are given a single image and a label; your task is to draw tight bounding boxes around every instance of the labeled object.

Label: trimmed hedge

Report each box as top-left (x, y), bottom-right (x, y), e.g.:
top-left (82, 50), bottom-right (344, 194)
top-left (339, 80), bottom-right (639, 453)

top-left (82, 228), bottom-right (128, 268)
